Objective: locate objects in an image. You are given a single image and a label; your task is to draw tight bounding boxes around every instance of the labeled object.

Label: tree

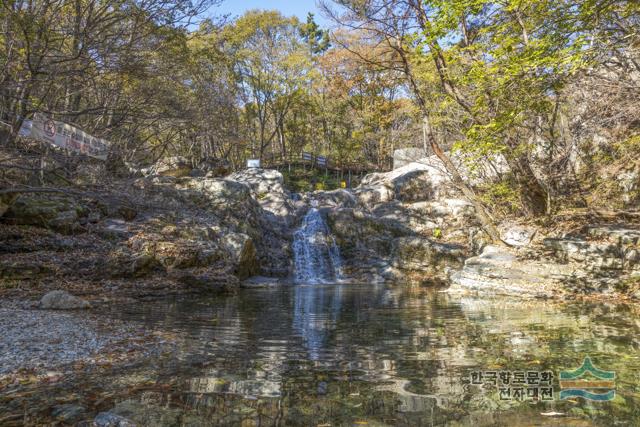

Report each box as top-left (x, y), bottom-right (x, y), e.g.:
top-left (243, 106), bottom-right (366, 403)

top-left (222, 10), bottom-right (310, 161)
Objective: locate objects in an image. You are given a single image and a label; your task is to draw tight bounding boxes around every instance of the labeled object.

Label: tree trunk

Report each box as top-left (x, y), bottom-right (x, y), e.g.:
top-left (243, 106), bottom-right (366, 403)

top-left (422, 115), bottom-right (503, 243)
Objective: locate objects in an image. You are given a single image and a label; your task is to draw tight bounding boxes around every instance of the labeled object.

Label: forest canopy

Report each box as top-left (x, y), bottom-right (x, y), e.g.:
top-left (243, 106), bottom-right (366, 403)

top-left (1, 0), bottom-right (639, 219)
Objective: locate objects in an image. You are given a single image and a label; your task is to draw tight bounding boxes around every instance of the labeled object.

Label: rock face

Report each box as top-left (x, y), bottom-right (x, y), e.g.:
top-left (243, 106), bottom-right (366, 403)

top-left (316, 157), bottom-right (482, 285)
top-left (450, 246), bottom-right (574, 298)
top-left (450, 225), bottom-right (640, 297)
top-left (228, 168), bottom-right (294, 221)
top-left (353, 156), bottom-right (470, 211)
top-left (39, 290), bottom-right (91, 310)
top-left (221, 232), bottom-right (258, 279)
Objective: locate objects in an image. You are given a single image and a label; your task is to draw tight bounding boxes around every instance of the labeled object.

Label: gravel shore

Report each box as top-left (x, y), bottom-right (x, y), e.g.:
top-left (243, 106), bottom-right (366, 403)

top-left (0, 308), bottom-right (138, 375)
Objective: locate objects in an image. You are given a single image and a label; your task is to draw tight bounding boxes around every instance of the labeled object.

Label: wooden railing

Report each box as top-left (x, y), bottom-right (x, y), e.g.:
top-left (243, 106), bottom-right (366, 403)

top-left (260, 152), bottom-right (378, 175)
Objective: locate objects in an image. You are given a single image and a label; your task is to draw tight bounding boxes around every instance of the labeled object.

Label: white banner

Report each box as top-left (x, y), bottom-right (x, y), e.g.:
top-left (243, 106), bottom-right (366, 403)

top-left (30, 114), bottom-right (110, 160)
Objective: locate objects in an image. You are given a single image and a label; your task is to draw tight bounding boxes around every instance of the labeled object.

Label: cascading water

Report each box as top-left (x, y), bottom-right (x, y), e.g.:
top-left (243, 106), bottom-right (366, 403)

top-left (292, 204), bottom-right (343, 284)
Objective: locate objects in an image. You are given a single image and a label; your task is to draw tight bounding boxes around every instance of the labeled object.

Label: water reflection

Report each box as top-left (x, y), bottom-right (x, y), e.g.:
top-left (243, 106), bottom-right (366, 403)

top-left (113, 286), bottom-right (640, 425)
top-left (6, 285), bottom-right (640, 425)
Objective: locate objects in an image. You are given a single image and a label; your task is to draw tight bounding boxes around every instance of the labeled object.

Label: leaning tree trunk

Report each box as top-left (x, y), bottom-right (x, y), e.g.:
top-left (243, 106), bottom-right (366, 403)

top-left (422, 115), bottom-right (503, 243)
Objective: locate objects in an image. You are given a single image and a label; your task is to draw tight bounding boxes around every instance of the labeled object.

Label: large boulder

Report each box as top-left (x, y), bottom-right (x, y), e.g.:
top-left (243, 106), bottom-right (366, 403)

top-left (327, 207), bottom-right (466, 284)
top-left (39, 290), bottom-right (91, 310)
top-left (354, 156), bottom-right (458, 209)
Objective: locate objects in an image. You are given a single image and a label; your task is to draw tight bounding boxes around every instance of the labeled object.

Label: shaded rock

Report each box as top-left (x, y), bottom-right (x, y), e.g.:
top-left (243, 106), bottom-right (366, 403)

top-left (109, 252), bottom-right (163, 279)
top-left (222, 233), bottom-right (258, 279)
top-left (151, 240), bottom-right (219, 269)
top-left (0, 192), bottom-right (18, 217)
top-left (39, 290), bottom-right (91, 310)
top-left (392, 236), bottom-right (465, 283)
top-left (0, 261), bottom-right (51, 280)
top-left (200, 158), bottom-right (231, 177)
top-left (4, 195), bottom-right (86, 232)
top-left (52, 404), bottom-right (87, 424)
top-left (48, 209), bottom-right (80, 233)
top-left (95, 197), bottom-right (137, 221)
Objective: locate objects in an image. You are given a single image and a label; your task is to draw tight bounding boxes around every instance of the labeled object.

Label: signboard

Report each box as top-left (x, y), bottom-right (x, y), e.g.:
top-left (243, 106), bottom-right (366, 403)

top-left (247, 159), bottom-right (261, 168)
top-left (302, 152), bottom-right (313, 161)
top-left (30, 114), bottom-right (110, 160)
top-left (317, 156), bottom-right (327, 167)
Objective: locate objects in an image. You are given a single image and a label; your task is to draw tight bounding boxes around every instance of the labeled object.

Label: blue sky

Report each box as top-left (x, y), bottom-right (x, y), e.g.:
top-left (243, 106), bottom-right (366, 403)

top-left (211, 0), bottom-right (332, 27)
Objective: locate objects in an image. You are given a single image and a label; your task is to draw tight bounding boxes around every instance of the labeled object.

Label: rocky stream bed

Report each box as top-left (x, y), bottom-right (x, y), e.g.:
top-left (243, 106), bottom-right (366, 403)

top-left (2, 156), bottom-right (640, 425)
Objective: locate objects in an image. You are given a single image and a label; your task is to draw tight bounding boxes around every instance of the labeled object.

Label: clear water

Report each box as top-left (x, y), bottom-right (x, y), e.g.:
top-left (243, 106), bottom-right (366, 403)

top-left (292, 208), bottom-right (343, 284)
top-left (3, 284), bottom-right (640, 426)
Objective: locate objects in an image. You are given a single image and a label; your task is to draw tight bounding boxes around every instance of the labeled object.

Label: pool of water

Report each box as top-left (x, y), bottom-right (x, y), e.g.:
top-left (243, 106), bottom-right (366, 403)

top-left (4, 284), bottom-right (640, 425)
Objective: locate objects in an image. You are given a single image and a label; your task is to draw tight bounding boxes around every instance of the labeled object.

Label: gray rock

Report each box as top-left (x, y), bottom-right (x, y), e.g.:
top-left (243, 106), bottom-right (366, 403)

top-left (392, 236), bottom-right (465, 284)
top-left (354, 157), bottom-right (460, 209)
top-left (241, 276), bottom-right (287, 288)
top-left (500, 224), bottom-right (537, 247)
top-left (222, 233), bottom-right (258, 279)
top-left (393, 147), bottom-right (427, 169)
top-left (4, 195), bottom-right (86, 232)
top-left (0, 193), bottom-right (18, 217)
top-left (52, 404), bottom-right (87, 424)
top-left (39, 290), bottom-right (91, 310)
top-left (48, 210), bottom-right (80, 233)
top-left (154, 156), bottom-right (192, 177)
top-left (450, 245), bottom-right (574, 297)
top-left (228, 168), bottom-right (294, 220)
top-left (93, 411), bottom-right (137, 427)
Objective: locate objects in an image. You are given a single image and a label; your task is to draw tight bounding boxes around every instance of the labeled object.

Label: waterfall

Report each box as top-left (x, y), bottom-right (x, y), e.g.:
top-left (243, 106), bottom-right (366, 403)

top-left (292, 206), bottom-right (343, 284)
